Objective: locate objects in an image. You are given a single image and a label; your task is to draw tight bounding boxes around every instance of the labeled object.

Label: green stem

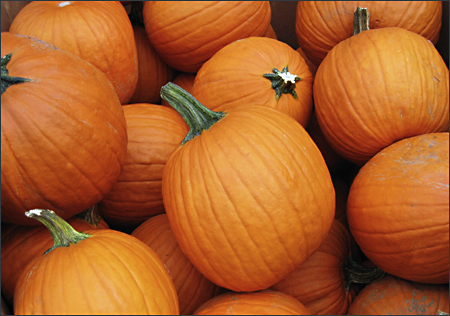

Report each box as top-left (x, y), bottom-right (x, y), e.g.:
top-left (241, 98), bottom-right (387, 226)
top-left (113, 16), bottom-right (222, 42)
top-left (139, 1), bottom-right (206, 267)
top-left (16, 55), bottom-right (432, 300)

top-left (75, 205), bottom-right (102, 227)
top-left (1, 53), bottom-right (32, 95)
top-left (25, 209), bottom-right (91, 254)
top-left (160, 82), bottom-right (226, 145)
top-left (263, 66), bottom-right (300, 101)
top-left (353, 7), bottom-right (370, 36)
top-left (343, 256), bottom-right (385, 291)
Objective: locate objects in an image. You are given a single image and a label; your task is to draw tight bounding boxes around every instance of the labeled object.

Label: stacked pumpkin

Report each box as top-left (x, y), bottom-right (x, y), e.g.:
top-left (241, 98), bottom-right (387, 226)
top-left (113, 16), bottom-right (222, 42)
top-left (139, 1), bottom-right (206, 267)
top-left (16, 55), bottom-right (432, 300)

top-left (1, 1), bottom-right (449, 315)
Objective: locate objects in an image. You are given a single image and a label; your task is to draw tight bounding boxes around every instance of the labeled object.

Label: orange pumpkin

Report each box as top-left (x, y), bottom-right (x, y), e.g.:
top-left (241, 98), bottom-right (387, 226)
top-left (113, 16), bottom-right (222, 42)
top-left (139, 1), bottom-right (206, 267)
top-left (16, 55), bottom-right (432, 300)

top-left (14, 209), bottom-right (179, 315)
top-left (263, 24), bottom-right (278, 40)
top-left (9, 1), bottom-right (138, 104)
top-left (296, 1), bottom-right (443, 66)
top-left (193, 290), bottom-right (311, 315)
top-left (347, 132), bottom-right (449, 284)
top-left (132, 214), bottom-right (218, 315)
top-left (347, 275), bottom-right (449, 315)
top-left (1, 33), bottom-right (127, 225)
top-left (191, 36), bottom-right (314, 127)
top-left (142, 1), bottom-right (271, 73)
top-left (161, 83), bottom-right (335, 292)
top-left (98, 103), bottom-right (188, 233)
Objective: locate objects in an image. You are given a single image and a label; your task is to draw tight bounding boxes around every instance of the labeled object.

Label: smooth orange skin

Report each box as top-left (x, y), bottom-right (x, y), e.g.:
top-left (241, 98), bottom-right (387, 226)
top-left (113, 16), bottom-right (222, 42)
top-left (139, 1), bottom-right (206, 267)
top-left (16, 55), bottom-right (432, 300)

top-left (296, 1), bottom-right (443, 66)
top-left (14, 229), bottom-right (179, 315)
top-left (9, 1), bottom-right (138, 104)
top-left (98, 103), bottom-right (188, 232)
top-left (1, 33), bottom-right (127, 225)
top-left (132, 214), bottom-right (218, 315)
top-left (192, 37), bottom-right (313, 127)
top-left (143, 1), bottom-right (271, 73)
top-left (347, 275), bottom-right (449, 315)
top-left (347, 133), bottom-right (449, 284)
top-left (194, 290), bottom-right (311, 315)
top-left (271, 220), bottom-right (358, 315)
top-left (162, 105), bottom-right (335, 292)
top-left (314, 27), bottom-right (449, 165)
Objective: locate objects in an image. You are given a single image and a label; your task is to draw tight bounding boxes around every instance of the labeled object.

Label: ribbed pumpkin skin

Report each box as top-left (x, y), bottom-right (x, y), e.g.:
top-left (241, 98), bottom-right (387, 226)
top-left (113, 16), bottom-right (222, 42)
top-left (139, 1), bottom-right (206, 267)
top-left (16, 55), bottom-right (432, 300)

top-left (9, 1), bottom-right (138, 104)
top-left (1, 217), bottom-right (108, 304)
top-left (1, 34), bottom-right (127, 225)
top-left (314, 27), bottom-right (449, 165)
top-left (347, 133), bottom-right (449, 284)
top-left (98, 104), bottom-right (188, 232)
top-left (191, 37), bottom-right (313, 127)
top-left (296, 1), bottom-right (442, 66)
top-left (162, 105), bottom-right (335, 292)
top-left (347, 275), bottom-right (449, 315)
top-left (143, 1), bottom-right (271, 73)
top-left (128, 25), bottom-right (174, 104)
top-left (14, 229), bottom-right (179, 315)
top-left (271, 220), bottom-right (357, 315)
top-left (194, 290), bottom-right (311, 315)
top-left (132, 214), bottom-right (218, 315)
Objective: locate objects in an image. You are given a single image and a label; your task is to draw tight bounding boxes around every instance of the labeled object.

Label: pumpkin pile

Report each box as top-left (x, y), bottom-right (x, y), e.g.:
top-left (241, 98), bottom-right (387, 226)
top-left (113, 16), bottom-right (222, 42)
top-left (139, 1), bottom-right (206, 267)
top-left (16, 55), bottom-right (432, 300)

top-left (1, 1), bottom-right (449, 315)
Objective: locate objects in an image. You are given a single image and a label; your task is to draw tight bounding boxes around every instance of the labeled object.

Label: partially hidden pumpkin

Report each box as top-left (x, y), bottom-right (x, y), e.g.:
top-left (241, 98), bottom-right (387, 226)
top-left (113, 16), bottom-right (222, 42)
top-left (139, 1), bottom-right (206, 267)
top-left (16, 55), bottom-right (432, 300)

top-left (160, 82), bottom-right (335, 292)
top-left (191, 36), bottom-right (313, 127)
top-left (1, 32), bottom-right (128, 225)
top-left (9, 1), bottom-right (138, 104)
top-left (347, 132), bottom-right (449, 284)
top-left (14, 209), bottom-right (179, 315)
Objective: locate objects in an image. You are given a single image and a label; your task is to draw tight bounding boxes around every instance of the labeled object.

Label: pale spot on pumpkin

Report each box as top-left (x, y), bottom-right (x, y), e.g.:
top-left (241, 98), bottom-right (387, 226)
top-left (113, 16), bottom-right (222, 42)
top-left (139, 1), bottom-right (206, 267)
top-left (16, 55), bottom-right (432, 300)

top-left (59, 1), bottom-right (71, 7)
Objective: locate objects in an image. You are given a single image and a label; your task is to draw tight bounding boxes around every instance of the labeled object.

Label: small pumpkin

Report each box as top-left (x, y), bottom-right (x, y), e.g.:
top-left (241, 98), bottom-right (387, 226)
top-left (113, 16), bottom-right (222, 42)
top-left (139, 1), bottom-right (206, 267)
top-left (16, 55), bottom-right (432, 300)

top-left (347, 275), bottom-right (449, 315)
top-left (143, 1), bottom-right (271, 73)
top-left (191, 36), bottom-right (314, 127)
top-left (14, 209), bottom-right (179, 315)
top-left (193, 290), bottom-right (311, 315)
top-left (161, 83), bottom-right (335, 292)
top-left (132, 214), bottom-right (218, 315)
top-left (9, 1), bottom-right (138, 104)
top-left (1, 33), bottom-right (128, 225)
top-left (347, 132), bottom-right (449, 284)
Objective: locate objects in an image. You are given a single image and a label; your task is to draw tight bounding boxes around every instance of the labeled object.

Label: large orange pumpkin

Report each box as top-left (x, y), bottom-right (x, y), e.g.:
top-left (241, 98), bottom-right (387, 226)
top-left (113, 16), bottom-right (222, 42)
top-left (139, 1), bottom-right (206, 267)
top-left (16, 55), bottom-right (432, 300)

top-left (9, 1), bottom-right (138, 104)
top-left (142, 1), bottom-right (271, 73)
top-left (132, 214), bottom-right (218, 315)
top-left (1, 33), bottom-right (128, 225)
top-left (314, 25), bottom-right (449, 165)
top-left (160, 83), bottom-right (335, 292)
top-left (347, 132), bottom-right (449, 284)
top-left (296, 1), bottom-right (443, 66)
top-left (191, 36), bottom-right (314, 127)
top-left (14, 209), bottom-right (179, 315)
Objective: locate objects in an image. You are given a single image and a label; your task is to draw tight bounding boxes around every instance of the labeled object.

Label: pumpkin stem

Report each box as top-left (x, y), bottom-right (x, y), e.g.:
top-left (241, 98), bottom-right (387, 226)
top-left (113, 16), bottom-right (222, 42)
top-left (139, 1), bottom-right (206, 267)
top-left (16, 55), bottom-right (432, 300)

top-left (1, 53), bottom-right (31, 95)
top-left (343, 256), bottom-right (385, 291)
top-left (160, 82), bottom-right (226, 145)
top-left (263, 66), bottom-right (300, 101)
top-left (75, 205), bottom-right (102, 227)
top-left (25, 209), bottom-right (91, 254)
top-left (438, 311), bottom-right (449, 315)
top-left (353, 7), bottom-right (370, 35)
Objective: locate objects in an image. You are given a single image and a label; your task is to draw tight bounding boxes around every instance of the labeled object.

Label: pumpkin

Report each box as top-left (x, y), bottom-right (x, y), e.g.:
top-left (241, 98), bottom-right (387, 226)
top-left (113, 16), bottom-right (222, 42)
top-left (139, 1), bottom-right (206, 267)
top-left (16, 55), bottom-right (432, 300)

top-left (347, 132), bottom-right (449, 284)
top-left (97, 103), bottom-right (188, 233)
top-left (191, 36), bottom-right (314, 127)
top-left (160, 83), bottom-right (335, 292)
top-left (296, 1), bottom-right (443, 66)
top-left (1, 33), bottom-right (128, 225)
top-left (9, 1), bottom-right (138, 104)
top-left (263, 24), bottom-right (278, 40)
top-left (296, 47), bottom-right (317, 78)
top-left (1, 207), bottom-right (108, 304)
top-left (161, 72), bottom-right (196, 107)
top-left (132, 214), bottom-right (218, 315)
top-left (142, 1), bottom-right (271, 73)
top-left (193, 290), bottom-right (311, 315)
top-left (347, 275), bottom-right (449, 315)
top-left (313, 10), bottom-right (449, 165)
top-left (14, 209), bottom-right (179, 315)
top-left (271, 220), bottom-right (384, 315)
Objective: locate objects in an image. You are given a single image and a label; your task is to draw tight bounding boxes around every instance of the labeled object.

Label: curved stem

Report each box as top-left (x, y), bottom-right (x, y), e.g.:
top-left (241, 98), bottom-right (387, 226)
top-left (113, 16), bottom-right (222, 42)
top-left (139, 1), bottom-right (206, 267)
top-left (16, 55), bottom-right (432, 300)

top-left (160, 82), bottom-right (226, 145)
top-left (25, 209), bottom-right (91, 254)
top-left (263, 66), bottom-right (301, 101)
top-left (1, 53), bottom-right (31, 95)
top-left (75, 205), bottom-right (102, 227)
top-left (353, 7), bottom-right (370, 36)
top-left (343, 256), bottom-right (385, 291)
